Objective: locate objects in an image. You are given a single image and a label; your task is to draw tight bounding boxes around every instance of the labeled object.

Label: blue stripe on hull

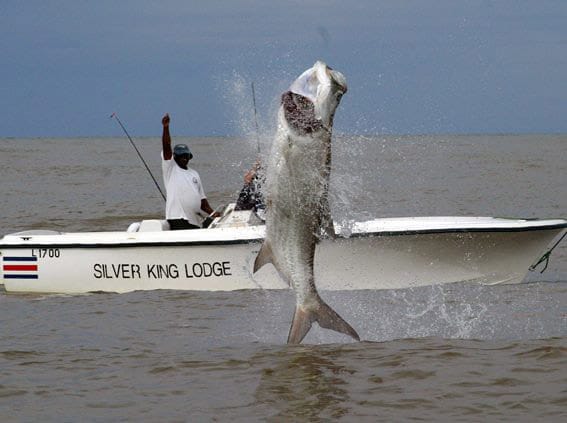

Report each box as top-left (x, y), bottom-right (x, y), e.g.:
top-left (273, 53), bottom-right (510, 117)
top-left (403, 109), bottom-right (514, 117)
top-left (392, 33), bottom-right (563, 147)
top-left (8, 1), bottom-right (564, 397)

top-left (3, 274), bottom-right (39, 279)
top-left (3, 257), bottom-right (38, 262)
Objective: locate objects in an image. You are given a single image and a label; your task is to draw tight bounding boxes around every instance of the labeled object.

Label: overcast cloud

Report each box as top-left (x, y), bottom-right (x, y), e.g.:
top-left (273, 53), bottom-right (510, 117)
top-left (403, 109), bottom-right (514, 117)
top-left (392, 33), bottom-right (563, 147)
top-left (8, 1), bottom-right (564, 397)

top-left (1, 1), bottom-right (566, 137)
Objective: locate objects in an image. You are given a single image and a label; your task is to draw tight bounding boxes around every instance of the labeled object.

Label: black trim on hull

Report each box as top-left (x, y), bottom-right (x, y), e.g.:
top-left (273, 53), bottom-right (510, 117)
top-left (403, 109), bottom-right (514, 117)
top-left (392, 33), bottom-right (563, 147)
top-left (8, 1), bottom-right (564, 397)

top-left (1, 225), bottom-right (565, 249)
top-left (0, 238), bottom-right (264, 249)
top-left (348, 224), bottom-right (567, 238)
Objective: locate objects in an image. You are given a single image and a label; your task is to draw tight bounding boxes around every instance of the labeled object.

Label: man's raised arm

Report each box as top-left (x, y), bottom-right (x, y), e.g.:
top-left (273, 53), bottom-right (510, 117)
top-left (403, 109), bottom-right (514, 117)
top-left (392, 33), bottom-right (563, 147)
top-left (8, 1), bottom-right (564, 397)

top-left (162, 113), bottom-right (172, 160)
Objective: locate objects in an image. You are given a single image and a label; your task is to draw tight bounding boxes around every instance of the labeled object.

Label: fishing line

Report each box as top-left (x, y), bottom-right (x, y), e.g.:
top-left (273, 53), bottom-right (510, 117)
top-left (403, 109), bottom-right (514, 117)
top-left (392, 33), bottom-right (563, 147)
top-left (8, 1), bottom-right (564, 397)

top-left (110, 112), bottom-right (166, 201)
top-left (251, 82), bottom-right (260, 155)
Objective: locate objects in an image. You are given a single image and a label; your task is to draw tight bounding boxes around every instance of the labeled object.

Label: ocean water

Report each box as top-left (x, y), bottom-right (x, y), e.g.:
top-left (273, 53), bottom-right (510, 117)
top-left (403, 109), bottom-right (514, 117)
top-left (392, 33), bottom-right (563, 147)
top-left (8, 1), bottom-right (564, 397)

top-left (1, 135), bottom-right (566, 421)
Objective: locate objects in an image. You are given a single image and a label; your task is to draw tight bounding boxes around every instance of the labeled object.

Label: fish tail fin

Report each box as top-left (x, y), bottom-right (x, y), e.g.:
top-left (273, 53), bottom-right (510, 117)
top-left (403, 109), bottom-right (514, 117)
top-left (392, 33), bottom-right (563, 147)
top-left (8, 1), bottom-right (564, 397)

top-left (287, 297), bottom-right (360, 344)
top-left (287, 306), bottom-right (314, 344)
top-left (253, 241), bottom-right (274, 273)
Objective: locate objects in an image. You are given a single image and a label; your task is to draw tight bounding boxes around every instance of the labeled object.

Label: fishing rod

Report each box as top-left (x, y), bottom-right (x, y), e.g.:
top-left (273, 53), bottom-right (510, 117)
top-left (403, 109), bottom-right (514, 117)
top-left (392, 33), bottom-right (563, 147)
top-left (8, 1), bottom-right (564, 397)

top-left (251, 82), bottom-right (260, 154)
top-left (110, 112), bottom-right (166, 201)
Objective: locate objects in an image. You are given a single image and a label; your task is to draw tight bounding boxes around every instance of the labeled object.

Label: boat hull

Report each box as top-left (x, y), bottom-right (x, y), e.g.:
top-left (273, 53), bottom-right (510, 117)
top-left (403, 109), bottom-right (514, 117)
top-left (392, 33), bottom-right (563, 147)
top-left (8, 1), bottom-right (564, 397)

top-left (1, 222), bottom-right (564, 294)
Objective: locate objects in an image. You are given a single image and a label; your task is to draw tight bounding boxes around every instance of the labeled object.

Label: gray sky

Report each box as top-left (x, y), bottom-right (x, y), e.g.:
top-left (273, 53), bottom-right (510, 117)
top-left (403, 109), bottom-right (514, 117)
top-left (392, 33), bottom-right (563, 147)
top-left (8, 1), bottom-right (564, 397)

top-left (2, 0), bottom-right (566, 137)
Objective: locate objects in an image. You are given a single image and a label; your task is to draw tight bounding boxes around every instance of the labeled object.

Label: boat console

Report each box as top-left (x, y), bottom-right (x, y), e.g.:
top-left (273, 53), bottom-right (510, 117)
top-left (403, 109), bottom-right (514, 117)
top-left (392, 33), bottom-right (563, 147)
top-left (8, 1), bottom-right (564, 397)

top-left (126, 203), bottom-right (264, 233)
top-left (209, 204), bottom-right (264, 229)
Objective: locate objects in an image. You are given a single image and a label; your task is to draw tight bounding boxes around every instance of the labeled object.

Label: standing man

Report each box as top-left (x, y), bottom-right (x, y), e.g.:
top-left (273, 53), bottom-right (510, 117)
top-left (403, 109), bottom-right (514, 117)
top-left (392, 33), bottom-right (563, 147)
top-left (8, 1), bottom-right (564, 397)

top-left (161, 113), bottom-right (219, 230)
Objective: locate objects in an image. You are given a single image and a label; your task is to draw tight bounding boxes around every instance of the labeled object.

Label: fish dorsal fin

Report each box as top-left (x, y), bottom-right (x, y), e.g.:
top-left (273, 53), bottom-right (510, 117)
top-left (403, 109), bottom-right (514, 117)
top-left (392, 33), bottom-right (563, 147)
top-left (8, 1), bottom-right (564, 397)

top-left (253, 241), bottom-right (274, 273)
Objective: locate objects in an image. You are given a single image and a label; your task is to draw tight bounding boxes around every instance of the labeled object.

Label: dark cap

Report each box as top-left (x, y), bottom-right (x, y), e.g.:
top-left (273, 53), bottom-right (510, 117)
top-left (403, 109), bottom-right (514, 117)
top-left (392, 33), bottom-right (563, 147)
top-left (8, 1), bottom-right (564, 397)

top-left (173, 144), bottom-right (191, 157)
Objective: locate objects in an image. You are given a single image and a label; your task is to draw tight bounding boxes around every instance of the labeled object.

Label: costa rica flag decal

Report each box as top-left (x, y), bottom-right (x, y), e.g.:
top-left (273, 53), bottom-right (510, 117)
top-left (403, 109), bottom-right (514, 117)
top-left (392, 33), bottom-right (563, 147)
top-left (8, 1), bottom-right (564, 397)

top-left (3, 256), bottom-right (39, 279)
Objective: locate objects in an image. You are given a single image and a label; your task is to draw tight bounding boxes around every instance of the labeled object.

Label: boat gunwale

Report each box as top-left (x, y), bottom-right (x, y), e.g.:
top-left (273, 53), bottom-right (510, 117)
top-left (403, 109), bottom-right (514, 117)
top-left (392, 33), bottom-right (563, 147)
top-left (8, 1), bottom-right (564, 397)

top-left (1, 223), bottom-right (565, 249)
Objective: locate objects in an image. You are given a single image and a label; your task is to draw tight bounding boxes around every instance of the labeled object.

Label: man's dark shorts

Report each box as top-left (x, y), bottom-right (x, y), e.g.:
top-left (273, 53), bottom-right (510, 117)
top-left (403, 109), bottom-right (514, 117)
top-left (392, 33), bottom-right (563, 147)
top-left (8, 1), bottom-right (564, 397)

top-left (167, 219), bottom-right (200, 230)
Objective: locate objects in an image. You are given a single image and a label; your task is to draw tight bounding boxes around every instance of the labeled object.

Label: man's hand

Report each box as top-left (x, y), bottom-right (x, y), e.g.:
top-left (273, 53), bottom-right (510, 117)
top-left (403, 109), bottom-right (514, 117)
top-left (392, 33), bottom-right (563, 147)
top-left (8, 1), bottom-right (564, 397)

top-left (201, 199), bottom-right (221, 218)
top-left (243, 159), bottom-right (262, 184)
top-left (243, 169), bottom-right (256, 184)
top-left (162, 113), bottom-right (172, 160)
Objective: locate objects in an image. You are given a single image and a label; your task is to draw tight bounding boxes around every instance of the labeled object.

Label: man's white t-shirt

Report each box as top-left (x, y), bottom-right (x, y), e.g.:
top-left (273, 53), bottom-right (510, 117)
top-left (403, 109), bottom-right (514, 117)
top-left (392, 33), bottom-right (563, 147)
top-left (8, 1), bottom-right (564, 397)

top-left (162, 152), bottom-right (206, 226)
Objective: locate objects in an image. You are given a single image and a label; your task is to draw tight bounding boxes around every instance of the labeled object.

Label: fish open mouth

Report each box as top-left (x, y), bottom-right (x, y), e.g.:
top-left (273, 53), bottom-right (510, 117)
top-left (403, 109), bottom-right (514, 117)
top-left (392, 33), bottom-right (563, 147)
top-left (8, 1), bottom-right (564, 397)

top-left (281, 91), bottom-right (323, 134)
top-left (282, 61), bottom-right (346, 134)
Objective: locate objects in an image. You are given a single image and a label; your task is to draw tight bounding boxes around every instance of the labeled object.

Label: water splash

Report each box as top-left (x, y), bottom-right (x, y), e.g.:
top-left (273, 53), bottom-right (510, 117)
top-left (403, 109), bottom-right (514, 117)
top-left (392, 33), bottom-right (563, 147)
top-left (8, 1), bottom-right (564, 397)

top-left (217, 69), bottom-right (289, 157)
top-left (346, 284), bottom-right (493, 342)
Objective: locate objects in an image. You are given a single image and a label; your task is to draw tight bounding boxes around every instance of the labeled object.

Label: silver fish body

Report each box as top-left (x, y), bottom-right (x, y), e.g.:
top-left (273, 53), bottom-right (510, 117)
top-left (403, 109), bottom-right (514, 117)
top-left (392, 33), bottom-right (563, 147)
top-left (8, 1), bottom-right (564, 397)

top-left (254, 61), bottom-right (359, 344)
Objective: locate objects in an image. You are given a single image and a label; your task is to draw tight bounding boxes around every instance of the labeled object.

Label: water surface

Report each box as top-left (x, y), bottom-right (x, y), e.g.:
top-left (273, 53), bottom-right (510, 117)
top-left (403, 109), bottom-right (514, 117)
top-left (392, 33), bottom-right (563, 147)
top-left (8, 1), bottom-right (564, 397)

top-left (1, 135), bottom-right (566, 421)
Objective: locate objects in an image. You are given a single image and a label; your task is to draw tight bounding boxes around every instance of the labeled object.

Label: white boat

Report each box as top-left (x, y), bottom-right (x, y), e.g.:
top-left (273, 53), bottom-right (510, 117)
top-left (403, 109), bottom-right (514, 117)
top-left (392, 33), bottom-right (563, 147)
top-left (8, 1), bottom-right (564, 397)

top-left (1, 204), bottom-right (565, 294)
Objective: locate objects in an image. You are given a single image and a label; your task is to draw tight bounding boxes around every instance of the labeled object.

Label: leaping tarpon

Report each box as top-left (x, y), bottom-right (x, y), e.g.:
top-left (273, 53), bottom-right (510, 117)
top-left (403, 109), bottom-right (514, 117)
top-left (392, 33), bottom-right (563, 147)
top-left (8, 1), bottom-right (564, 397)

top-left (254, 61), bottom-right (359, 344)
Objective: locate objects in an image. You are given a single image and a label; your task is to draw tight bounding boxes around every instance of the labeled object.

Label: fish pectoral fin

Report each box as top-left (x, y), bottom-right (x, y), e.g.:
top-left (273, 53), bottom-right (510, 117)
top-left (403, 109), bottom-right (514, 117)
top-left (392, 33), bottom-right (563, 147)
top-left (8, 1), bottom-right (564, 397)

top-left (326, 224), bottom-right (336, 239)
top-left (319, 221), bottom-right (336, 239)
top-left (287, 299), bottom-right (360, 344)
top-left (253, 241), bottom-right (274, 273)
top-left (287, 306), bottom-right (314, 344)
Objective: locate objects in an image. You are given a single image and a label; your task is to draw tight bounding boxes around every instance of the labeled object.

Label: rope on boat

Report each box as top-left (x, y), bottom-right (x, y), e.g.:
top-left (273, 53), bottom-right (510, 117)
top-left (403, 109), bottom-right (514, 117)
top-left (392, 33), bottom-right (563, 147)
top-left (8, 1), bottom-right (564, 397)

top-left (529, 231), bottom-right (567, 273)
